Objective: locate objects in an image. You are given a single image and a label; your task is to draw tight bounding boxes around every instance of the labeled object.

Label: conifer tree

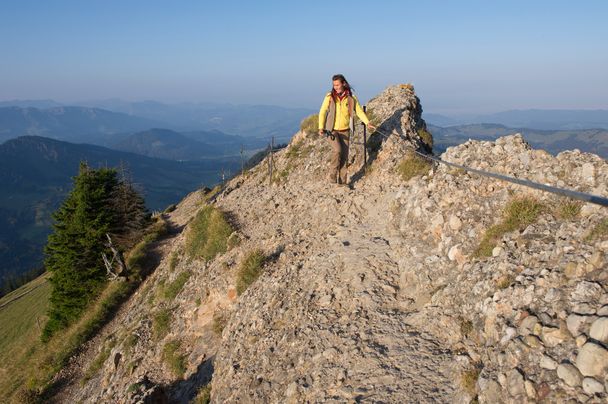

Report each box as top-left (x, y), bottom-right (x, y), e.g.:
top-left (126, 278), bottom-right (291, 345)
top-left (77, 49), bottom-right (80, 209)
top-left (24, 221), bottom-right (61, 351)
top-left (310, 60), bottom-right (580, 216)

top-left (112, 166), bottom-right (150, 248)
top-left (42, 162), bottom-right (121, 340)
top-left (42, 161), bottom-right (151, 341)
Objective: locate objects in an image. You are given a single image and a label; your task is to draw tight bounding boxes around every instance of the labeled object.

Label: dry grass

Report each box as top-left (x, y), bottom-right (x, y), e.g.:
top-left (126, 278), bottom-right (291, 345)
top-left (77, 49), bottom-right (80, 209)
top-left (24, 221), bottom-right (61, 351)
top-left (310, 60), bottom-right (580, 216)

top-left (81, 336), bottom-right (116, 384)
top-left (271, 167), bottom-right (291, 184)
top-left (461, 364), bottom-right (482, 397)
top-left (417, 128), bottom-right (433, 150)
top-left (202, 185), bottom-right (222, 202)
top-left (169, 251), bottom-right (179, 272)
top-left (162, 339), bottom-right (186, 378)
top-left (496, 274), bottom-right (515, 289)
top-left (459, 317), bottom-right (474, 337)
top-left (473, 196), bottom-right (544, 258)
top-left (212, 310), bottom-right (228, 335)
top-left (126, 216), bottom-right (170, 280)
top-left (123, 332), bottom-right (138, 353)
top-left (162, 271), bottom-right (191, 301)
top-left (448, 167), bottom-right (467, 176)
top-left (397, 150), bottom-right (432, 181)
top-left (193, 384), bottom-right (212, 404)
top-left (163, 203), bottom-right (177, 213)
top-left (554, 199), bottom-right (582, 220)
top-left (152, 308), bottom-right (172, 340)
top-left (285, 140), bottom-right (314, 160)
top-left (585, 217), bottom-right (608, 242)
top-left (236, 250), bottom-right (266, 295)
top-left (300, 114), bottom-right (319, 134)
top-left (186, 206), bottom-right (234, 261)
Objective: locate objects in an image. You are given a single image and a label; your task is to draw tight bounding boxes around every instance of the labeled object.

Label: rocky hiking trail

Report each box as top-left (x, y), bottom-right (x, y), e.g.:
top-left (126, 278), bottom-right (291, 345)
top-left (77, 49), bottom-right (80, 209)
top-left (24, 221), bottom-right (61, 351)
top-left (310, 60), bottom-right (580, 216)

top-left (54, 84), bottom-right (608, 403)
top-left (210, 178), bottom-right (462, 402)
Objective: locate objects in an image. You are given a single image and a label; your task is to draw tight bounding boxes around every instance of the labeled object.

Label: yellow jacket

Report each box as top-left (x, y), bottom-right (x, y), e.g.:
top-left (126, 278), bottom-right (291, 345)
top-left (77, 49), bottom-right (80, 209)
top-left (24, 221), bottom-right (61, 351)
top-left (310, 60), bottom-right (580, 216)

top-left (318, 92), bottom-right (370, 131)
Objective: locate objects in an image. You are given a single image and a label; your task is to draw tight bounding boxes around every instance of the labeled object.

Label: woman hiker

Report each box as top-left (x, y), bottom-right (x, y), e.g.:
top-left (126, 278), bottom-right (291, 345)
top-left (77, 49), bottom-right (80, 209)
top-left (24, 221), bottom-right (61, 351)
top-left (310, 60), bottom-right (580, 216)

top-left (318, 74), bottom-right (375, 185)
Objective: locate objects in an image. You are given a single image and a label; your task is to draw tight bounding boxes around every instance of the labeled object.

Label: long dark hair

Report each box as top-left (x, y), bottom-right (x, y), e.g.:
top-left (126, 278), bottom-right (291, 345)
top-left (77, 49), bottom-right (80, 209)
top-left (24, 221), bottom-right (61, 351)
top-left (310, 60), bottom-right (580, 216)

top-left (330, 74), bottom-right (354, 100)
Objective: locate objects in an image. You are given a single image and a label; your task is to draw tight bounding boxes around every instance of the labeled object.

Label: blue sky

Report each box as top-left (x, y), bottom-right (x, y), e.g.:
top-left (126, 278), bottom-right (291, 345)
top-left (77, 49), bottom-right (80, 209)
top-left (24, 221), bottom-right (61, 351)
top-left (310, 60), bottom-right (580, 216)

top-left (1, 0), bottom-right (606, 114)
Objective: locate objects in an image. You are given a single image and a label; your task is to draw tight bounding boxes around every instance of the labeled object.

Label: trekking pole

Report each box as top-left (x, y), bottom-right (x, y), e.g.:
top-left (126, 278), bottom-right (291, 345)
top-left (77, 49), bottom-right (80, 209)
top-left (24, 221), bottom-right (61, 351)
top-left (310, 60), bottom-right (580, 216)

top-left (346, 128), bottom-right (351, 184)
top-left (363, 105), bottom-right (367, 165)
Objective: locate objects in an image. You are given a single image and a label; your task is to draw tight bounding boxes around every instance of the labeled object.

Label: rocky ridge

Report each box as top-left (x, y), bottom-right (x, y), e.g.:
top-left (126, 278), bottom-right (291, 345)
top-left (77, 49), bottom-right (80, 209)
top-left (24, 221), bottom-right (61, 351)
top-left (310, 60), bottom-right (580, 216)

top-left (53, 84), bottom-right (608, 403)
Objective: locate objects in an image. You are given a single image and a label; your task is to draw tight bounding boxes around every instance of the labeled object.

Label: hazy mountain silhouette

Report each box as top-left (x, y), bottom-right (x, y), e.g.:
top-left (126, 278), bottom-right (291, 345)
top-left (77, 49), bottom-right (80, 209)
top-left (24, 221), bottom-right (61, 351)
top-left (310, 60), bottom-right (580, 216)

top-left (0, 105), bottom-right (168, 145)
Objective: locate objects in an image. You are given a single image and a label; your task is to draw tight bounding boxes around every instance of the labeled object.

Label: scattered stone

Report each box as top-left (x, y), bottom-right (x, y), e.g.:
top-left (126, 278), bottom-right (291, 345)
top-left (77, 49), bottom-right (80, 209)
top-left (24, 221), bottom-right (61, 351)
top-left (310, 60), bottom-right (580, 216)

top-left (572, 303), bottom-right (596, 315)
top-left (589, 251), bottom-right (604, 269)
top-left (523, 335), bottom-right (543, 348)
top-left (523, 334), bottom-right (543, 348)
top-left (576, 342), bottom-right (608, 377)
top-left (478, 379), bottom-right (502, 403)
top-left (575, 335), bottom-right (587, 347)
top-left (582, 377), bottom-right (604, 395)
top-left (544, 288), bottom-right (561, 303)
top-left (518, 315), bottom-right (538, 335)
top-left (557, 363), bottom-right (582, 387)
top-left (589, 317), bottom-right (608, 343)
top-left (492, 246), bottom-right (503, 257)
top-left (566, 314), bottom-right (588, 337)
top-left (541, 326), bottom-right (569, 347)
top-left (506, 369), bottom-right (525, 397)
top-left (540, 355), bottom-right (558, 370)
top-left (571, 281), bottom-right (602, 303)
top-left (500, 327), bottom-right (517, 344)
top-left (449, 215), bottom-right (462, 231)
top-left (564, 262), bottom-right (582, 279)
top-left (448, 245), bottom-right (463, 262)
top-left (597, 305), bottom-right (608, 316)
top-left (524, 380), bottom-right (536, 399)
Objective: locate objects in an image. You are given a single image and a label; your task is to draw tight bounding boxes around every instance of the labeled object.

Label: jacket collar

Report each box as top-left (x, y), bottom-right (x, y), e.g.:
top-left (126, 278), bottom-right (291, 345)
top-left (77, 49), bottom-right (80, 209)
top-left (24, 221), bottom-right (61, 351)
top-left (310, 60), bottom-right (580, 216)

top-left (332, 88), bottom-right (351, 101)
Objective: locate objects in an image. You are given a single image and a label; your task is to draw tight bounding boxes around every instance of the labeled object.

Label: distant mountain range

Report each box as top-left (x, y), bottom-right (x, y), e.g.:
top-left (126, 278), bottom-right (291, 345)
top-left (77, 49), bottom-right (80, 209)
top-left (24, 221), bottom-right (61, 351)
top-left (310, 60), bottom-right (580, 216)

top-left (111, 128), bottom-right (267, 160)
top-left (0, 135), bottom-right (240, 288)
top-left (429, 123), bottom-right (608, 158)
top-left (0, 106), bottom-right (165, 145)
top-left (424, 109), bottom-right (608, 130)
top-left (70, 98), bottom-right (314, 139)
top-left (0, 99), bottom-right (64, 109)
top-left (0, 105), bottom-right (276, 161)
top-left (0, 99), bottom-right (315, 141)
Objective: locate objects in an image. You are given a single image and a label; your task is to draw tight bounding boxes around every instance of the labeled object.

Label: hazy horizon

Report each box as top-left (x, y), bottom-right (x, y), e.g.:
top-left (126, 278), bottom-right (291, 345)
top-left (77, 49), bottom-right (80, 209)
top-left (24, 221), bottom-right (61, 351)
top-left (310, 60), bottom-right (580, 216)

top-left (1, 0), bottom-right (607, 115)
top-left (3, 96), bottom-right (608, 119)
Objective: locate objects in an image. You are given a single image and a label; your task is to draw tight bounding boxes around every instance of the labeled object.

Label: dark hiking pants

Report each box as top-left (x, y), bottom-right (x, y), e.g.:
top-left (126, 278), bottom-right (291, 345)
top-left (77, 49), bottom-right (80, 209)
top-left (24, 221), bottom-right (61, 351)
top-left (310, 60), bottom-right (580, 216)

top-left (329, 129), bottom-right (350, 184)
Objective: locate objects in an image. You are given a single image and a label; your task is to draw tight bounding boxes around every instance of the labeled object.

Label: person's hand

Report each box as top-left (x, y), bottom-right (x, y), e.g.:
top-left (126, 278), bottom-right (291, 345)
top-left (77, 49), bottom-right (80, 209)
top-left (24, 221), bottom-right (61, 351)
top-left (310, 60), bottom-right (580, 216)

top-left (318, 129), bottom-right (325, 136)
top-left (367, 123), bottom-right (376, 131)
